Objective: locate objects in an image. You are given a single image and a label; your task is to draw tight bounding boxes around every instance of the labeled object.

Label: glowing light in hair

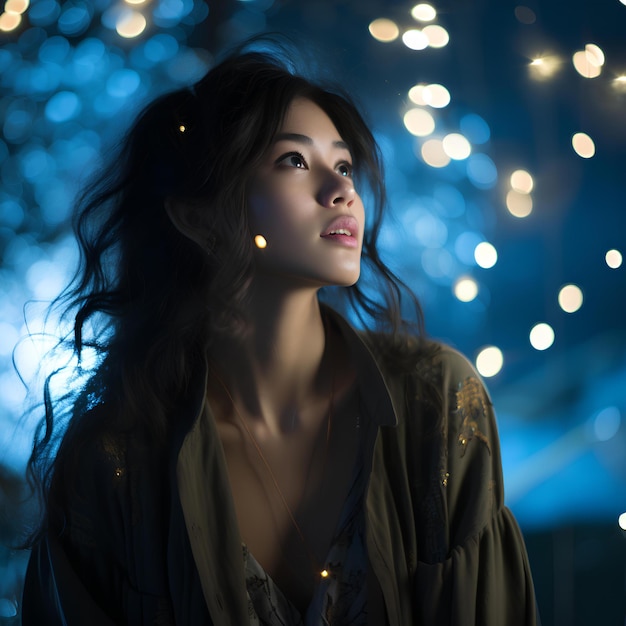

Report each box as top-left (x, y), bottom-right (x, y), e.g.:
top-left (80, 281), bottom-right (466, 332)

top-left (254, 235), bottom-right (267, 249)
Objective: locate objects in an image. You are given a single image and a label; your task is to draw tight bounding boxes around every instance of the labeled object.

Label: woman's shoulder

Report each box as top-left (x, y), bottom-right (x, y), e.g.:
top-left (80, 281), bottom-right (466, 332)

top-left (363, 331), bottom-right (484, 390)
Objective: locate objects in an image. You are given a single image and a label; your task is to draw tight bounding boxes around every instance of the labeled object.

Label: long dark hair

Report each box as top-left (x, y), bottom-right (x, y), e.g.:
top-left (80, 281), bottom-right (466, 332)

top-left (25, 40), bottom-right (432, 545)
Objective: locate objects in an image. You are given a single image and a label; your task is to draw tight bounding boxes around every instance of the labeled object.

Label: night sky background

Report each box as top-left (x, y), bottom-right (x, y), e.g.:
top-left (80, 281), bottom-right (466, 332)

top-left (1, 0), bottom-right (625, 623)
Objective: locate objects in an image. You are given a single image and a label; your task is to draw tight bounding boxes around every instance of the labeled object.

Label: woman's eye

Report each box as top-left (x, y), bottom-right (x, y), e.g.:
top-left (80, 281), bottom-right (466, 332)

top-left (337, 162), bottom-right (353, 177)
top-left (277, 152), bottom-right (307, 169)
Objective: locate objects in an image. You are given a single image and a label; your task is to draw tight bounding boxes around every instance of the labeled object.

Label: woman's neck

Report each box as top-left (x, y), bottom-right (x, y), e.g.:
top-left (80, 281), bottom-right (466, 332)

top-left (208, 286), bottom-right (330, 436)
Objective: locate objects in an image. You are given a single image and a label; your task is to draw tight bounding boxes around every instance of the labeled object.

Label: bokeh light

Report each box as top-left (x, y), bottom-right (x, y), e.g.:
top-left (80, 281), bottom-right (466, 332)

top-left (510, 169), bottom-right (534, 193)
top-left (474, 241), bottom-right (498, 268)
top-left (403, 108), bottom-right (435, 136)
top-left (420, 138), bottom-right (451, 168)
top-left (254, 234), bottom-right (267, 249)
top-left (572, 50), bottom-right (602, 78)
top-left (506, 190), bottom-right (533, 217)
top-left (402, 29), bottom-right (429, 50)
top-left (369, 18), bottom-right (399, 42)
top-left (442, 133), bottom-right (471, 160)
top-left (558, 284), bottom-right (583, 313)
top-left (572, 132), bottom-right (595, 158)
top-left (115, 9), bottom-right (147, 38)
top-left (411, 3), bottom-right (436, 22)
top-left (453, 276), bottom-right (479, 302)
top-left (529, 56), bottom-right (561, 79)
top-left (423, 24), bottom-right (449, 48)
top-left (584, 43), bottom-right (605, 68)
top-left (408, 83), bottom-right (451, 108)
top-left (530, 323), bottom-right (555, 351)
top-left (619, 513), bottom-right (626, 531)
top-left (0, 11), bottom-right (21, 31)
top-left (605, 249), bottom-right (623, 269)
top-left (476, 346), bottom-right (504, 377)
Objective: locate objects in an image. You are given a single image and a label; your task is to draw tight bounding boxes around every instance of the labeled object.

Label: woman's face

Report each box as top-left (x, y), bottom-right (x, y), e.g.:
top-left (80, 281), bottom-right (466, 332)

top-left (247, 97), bottom-right (365, 289)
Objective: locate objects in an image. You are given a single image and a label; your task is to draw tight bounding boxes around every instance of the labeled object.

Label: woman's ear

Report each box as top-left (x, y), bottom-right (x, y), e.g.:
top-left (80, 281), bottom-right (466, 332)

top-left (164, 197), bottom-right (209, 249)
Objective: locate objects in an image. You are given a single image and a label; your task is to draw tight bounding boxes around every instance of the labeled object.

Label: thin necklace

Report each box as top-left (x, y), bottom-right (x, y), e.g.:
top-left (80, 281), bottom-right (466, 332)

top-left (210, 364), bottom-right (335, 580)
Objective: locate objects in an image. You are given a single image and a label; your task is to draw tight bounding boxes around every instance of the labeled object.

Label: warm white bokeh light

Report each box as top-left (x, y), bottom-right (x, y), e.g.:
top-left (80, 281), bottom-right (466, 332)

top-left (411, 3), bottom-right (437, 21)
top-left (403, 108), bottom-right (435, 136)
top-left (442, 133), bottom-right (471, 160)
top-left (116, 10), bottom-right (147, 38)
top-left (402, 29), bottom-right (429, 50)
top-left (424, 84), bottom-right (451, 108)
top-left (5, 0), bottom-right (29, 13)
top-left (605, 249), bottom-right (623, 269)
top-left (585, 43), bottom-right (605, 67)
top-left (558, 284), bottom-right (583, 313)
top-left (529, 323), bottom-right (555, 351)
top-left (420, 139), bottom-right (451, 168)
top-left (368, 18), bottom-right (400, 42)
top-left (408, 84), bottom-right (428, 105)
top-left (0, 11), bottom-right (21, 30)
top-left (572, 50), bottom-right (602, 78)
top-left (453, 276), bottom-right (479, 302)
top-left (530, 56), bottom-right (561, 79)
top-left (619, 512), bottom-right (626, 531)
top-left (510, 169), bottom-right (534, 193)
top-left (572, 132), bottom-right (595, 158)
top-left (254, 235), bottom-right (267, 249)
top-left (474, 242), bottom-right (498, 268)
top-left (408, 84), bottom-right (450, 107)
top-left (613, 76), bottom-right (626, 92)
top-left (506, 190), bottom-right (533, 218)
top-left (423, 24), bottom-right (449, 48)
top-left (476, 346), bottom-right (504, 378)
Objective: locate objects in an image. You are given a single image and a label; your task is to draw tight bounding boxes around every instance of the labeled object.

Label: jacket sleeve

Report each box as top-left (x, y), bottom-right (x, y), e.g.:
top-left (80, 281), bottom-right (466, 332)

top-left (413, 346), bottom-right (538, 625)
top-left (22, 421), bottom-right (130, 625)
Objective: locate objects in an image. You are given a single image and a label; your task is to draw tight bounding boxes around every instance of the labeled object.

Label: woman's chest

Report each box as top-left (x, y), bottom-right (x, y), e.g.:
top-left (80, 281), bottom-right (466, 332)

top-left (218, 403), bottom-right (361, 614)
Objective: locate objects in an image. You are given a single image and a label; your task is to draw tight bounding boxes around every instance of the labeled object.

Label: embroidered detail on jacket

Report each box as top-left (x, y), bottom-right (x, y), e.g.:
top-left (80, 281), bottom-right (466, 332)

top-left (455, 377), bottom-right (491, 457)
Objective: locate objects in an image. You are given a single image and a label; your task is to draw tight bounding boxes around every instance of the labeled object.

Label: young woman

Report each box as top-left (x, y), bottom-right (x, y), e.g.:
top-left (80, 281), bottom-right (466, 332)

top-left (22, 43), bottom-right (538, 625)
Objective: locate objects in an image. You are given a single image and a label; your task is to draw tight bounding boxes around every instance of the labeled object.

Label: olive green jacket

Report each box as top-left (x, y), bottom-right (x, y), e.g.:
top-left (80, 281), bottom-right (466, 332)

top-left (23, 309), bottom-right (537, 625)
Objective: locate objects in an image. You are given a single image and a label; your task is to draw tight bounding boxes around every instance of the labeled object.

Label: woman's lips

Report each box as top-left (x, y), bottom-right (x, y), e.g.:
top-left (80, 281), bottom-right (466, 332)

top-left (320, 216), bottom-right (359, 247)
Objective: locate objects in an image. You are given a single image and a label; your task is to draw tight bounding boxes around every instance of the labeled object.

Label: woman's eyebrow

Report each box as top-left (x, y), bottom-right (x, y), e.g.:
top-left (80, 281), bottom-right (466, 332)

top-left (273, 132), bottom-right (350, 152)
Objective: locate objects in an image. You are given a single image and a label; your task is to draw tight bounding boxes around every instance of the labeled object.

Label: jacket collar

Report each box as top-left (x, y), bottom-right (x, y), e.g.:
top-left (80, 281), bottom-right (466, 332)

top-left (321, 305), bottom-right (398, 428)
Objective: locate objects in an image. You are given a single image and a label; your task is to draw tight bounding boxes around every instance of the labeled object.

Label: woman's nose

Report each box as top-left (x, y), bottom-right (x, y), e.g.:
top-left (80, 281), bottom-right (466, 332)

top-left (317, 173), bottom-right (356, 208)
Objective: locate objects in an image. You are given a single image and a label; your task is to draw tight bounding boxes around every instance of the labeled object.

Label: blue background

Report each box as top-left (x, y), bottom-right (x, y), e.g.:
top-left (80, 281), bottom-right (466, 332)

top-left (1, 0), bottom-right (625, 623)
